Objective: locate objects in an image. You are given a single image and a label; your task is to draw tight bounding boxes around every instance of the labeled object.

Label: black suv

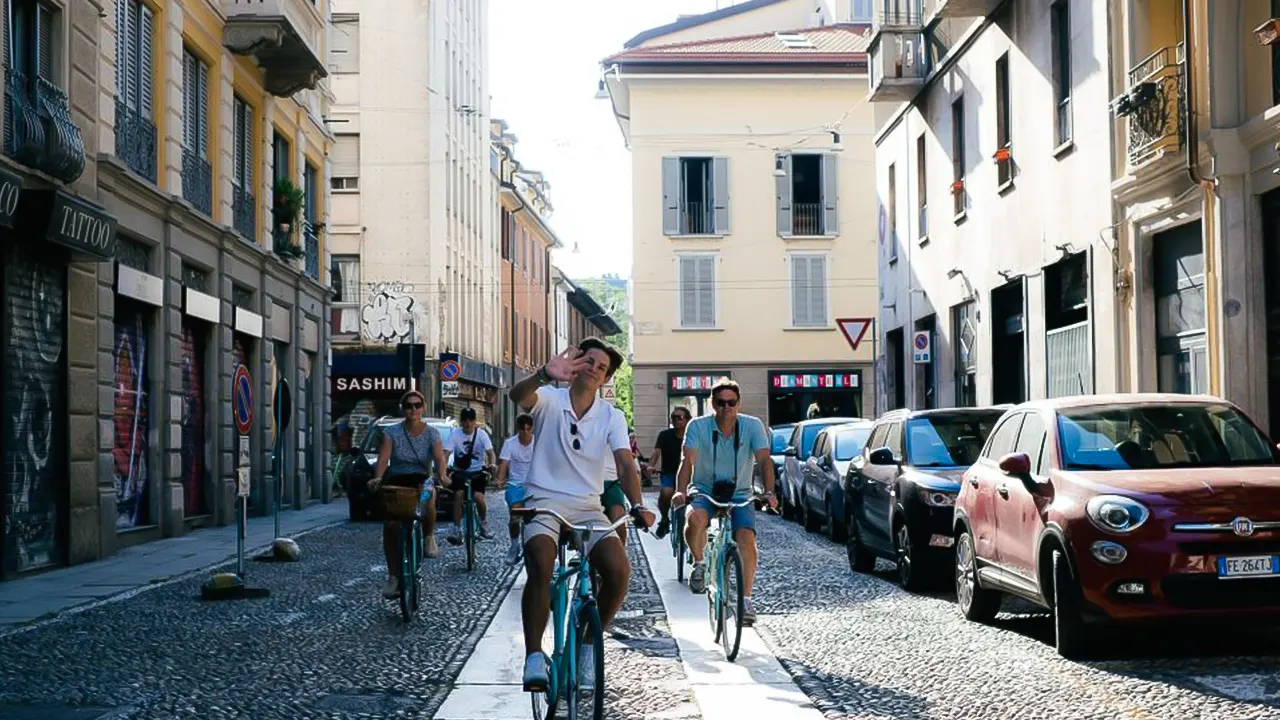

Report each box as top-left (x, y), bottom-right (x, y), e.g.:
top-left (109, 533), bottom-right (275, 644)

top-left (843, 407), bottom-right (1007, 590)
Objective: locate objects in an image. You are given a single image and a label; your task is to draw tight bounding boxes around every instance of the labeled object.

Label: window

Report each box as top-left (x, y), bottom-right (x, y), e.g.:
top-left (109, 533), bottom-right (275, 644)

top-left (1154, 222), bottom-right (1207, 395)
top-left (916, 135), bottom-right (927, 240)
top-left (995, 53), bottom-right (1012, 187)
top-left (114, 0), bottom-right (156, 181)
top-left (887, 162), bottom-right (897, 259)
top-left (1057, 404), bottom-right (1278, 470)
top-left (330, 255), bottom-right (360, 337)
top-left (181, 49), bottom-right (209, 158)
top-left (885, 423), bottom-right (904, 458)
top-left (905, 412), bottom-right (1004, 468)
top-left (330, 14), bottom-right (359, 73)
top-left (331, 134), bottom-right (359, 191)
top-left (231, 95), bottom-right (254, 239)
top-left (951, 96), bottom-right (965, 218)
top-left (886, 328), bottom-right (905, 409)
top-left (273, 131), bottom-right (291, 181)
top-left (1012, 412), bottom-right (1047, 473)
top-left (677, 253), bottom-right (716, 329)
top-left (776, 153), bottom-right (838, 236)
top-left (9, 0), bottom-right (55, 82)
top-left (500, 210), bottom-right (511, 261)
top-left (789, 253), bottom-right (828, 327)
top-left (850, 0), bottom-right (873, 22)
top-left (1051, 1), bottom-right (1072, 147)
top-left (662, 156), bottom-right (729, 236)
top-left (952, 301), bottom-right (977, 406)
top-left (983, 413), bottom-right (1024, 460)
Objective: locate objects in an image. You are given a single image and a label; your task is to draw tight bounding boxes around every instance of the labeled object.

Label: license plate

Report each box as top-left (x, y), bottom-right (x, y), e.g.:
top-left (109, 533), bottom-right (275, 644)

top-left (1217, 555), bottom-right (1280, 578)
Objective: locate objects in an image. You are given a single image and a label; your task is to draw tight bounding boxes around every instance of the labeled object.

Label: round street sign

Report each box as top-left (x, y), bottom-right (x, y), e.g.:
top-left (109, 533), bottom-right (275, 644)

top-left (274, 378), bottom-right (293, 433)
top-left (914, 333), bottom-right (929, 350)
top-left (440, 359), bottom-right (461, 381)
top-left (234, 365), bottom-right (254, 435)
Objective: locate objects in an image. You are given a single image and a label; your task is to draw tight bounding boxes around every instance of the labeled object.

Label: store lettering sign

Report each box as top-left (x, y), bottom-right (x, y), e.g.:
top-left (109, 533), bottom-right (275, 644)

top-left (47, 192), bottom-right (117, 260)
top-left (0, 167), bottom-right (21, 228)
top-left (669, 374), bottom-right (720, 392)
top-left (770, 372), bottom-right (860, 390)
top-left (333, 376), bottom-right (410, 393)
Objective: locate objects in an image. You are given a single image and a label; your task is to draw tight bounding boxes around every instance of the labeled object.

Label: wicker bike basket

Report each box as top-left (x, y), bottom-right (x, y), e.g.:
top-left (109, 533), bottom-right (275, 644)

top-left (380, 486), bottom-right (423, 522)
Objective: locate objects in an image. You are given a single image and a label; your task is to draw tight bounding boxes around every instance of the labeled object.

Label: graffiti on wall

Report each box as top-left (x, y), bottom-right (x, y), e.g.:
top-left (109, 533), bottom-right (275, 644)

top-left (361, 281), bottom-right (416, 343)
top-left (3, 246), bottom-right (64, 571)
top-left (113, 304), bottom-right (149, 529)
top-left (180, 322), bottom-right (207, 517)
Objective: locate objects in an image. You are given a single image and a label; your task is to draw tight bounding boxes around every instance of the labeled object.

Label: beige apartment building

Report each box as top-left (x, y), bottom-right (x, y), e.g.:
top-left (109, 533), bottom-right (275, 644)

top-left (327, 0), bottom-right (503, 427)
top-left (604, 0), bottom-right (883, 445)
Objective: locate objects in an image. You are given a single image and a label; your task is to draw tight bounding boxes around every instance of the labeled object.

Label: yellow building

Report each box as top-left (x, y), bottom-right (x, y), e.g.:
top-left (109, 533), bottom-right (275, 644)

top-left (0, 0), bottom-right (334, 579)
top-left (604, 1), bottom-right (882, 443)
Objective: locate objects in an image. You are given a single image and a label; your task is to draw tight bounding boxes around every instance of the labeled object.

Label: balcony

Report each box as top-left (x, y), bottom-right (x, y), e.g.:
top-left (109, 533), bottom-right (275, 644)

top-left (181, 149), bottom-right (213, 216)
top-left (869, 32), bottom-right (926, 102)
top-left (114, 98), bottom-right (157, 183)
top-left (923, 0), bottom-right (1001, 24)
top-left (679, 202), bottom-right (714, 235)
top-left (792, 203), bottom-right (824, 235)
top-left (3, 71), bottom-right (85, 183)
top-left (1114, 44), bottom-right (1185, 167)
top-left (221, 0), bottom-right (327, 97)
top-left (232, 184), bottom-right (256, 240)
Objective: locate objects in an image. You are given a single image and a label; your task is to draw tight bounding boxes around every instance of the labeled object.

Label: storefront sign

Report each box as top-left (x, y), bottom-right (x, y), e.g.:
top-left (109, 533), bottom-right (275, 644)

top-left (0, 166), bottom-right (22, 228)
top-left (115, 264), bottom-right (163, 307)
top-left (912, 330), bottom-right (932, 364)
top-left (770, 372), bottom-right (861, 390)
top-left (270, 302), bottom-right (292, 342)
top-left (442, 380), bottom-right (461, 398)
top-left (235, 307), bottom-right (264, 338)
top-left (28, 191), bottom-right (117, 261)
top-left (332, 376), bottom-right (409, 394)
top-left (183, 287), bottom-right (220, 323)
top-left (668, 374), bottom-right (725, 393)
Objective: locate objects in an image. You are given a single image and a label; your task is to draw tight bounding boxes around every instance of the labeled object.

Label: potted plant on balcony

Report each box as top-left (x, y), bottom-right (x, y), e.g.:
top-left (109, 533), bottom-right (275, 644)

top-left (272, 177), bottom-right (305, 235)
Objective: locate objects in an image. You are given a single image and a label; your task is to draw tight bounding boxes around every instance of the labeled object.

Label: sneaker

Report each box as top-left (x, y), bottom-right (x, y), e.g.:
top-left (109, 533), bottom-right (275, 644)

top-left (689, 563), bottom-right (707, 594)
top-left (381, 576), bottom-right (401, 599)
top-left (479, 525), bottom-right (494, 540)
top-left (578, 643), bottom-right (596, 691)
top-left (522, 652), bottom-right (550, 692)
top-left (506, 539), bottom-right (522, 565)
top-left (654, 518), bottom-right (670, 540)
top-left (447, 532), bottom-right (463, 546)
top-left (425, 536), bottom-right (439, 559)
top-left (742, 596), bottom-right (757, 626)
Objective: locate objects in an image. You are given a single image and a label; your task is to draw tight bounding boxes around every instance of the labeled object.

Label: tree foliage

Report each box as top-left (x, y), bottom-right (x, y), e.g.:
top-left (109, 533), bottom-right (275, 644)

top-left (574, 275), bottom-right (633, 427)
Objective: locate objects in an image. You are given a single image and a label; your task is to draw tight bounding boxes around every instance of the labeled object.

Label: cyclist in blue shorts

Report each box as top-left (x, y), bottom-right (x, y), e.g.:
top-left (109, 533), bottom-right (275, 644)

top-left (497, 413), bottom-right (536, 564)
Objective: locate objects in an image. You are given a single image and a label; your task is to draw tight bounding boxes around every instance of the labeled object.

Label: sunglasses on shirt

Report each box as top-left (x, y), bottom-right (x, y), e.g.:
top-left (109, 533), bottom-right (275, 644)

top-left (712, 398), bottom-right (739, 409)
top-left (569, 422), bottom-right (581, 451)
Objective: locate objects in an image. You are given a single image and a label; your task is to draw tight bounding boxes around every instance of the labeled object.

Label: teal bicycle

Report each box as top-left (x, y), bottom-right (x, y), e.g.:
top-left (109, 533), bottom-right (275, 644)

top-left (513, 506), bottom-right (632, 720)
top-left (449, 469), bottom-right (488, 571)
top-left (670, 504), bottom-right (687, 583)
top-left (383, 483), bottom-right (434, 623)
top-left (687, 491), bottom-right (757, 662)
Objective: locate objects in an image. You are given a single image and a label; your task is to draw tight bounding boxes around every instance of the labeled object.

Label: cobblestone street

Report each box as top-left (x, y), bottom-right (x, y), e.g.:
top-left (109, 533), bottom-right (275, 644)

top-left (1, 500), bottom-right (1279, 719)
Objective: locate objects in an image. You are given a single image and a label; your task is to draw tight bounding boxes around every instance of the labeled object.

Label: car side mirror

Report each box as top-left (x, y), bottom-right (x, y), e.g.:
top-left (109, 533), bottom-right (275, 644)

top-left (869, 447), bottom-right (898, 466)
top-left (998, 452), bottom-right (1032, 477)
top-left (784, 446), bottom-right (798, 457)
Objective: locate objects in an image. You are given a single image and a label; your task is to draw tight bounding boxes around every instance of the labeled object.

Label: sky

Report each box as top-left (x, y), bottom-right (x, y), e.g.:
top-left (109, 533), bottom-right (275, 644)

top-left (489, 1), bottom-right (725, 280)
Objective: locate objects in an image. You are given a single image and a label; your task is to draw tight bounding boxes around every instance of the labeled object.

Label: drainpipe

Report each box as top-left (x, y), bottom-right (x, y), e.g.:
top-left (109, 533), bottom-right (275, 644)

top-left (1182, 0), bottom-right (1221, 396)
top-left (501, 152), bottom-right (528, 437)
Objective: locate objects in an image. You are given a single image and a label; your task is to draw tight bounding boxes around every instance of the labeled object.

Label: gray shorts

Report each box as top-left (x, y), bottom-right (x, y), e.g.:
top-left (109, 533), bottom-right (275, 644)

top-left (520, 493), bottom-right (620, 557)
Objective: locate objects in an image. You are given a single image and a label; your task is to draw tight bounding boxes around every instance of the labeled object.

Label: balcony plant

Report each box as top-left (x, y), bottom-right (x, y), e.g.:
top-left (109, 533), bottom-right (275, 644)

top-left (272, 177), bottom-right (305, 234)
top-left (950, 179), bottom-right (965, 195)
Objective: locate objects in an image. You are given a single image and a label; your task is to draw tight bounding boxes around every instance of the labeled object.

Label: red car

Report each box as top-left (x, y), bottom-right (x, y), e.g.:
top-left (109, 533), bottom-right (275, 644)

top-left (953, 394), bottom-right (1280, 658)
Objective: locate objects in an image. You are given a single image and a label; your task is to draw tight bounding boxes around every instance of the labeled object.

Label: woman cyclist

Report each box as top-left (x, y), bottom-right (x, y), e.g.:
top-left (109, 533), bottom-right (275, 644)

top-left (368, 390), bottom-right (450, 599)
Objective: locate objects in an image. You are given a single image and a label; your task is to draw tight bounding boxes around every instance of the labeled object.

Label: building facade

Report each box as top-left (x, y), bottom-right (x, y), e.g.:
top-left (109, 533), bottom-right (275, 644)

top-left (2, 0), bottom-right (334, 580)
top-left (604, 9), bottom-right (881, 446)
top-left (326, 0), bottom-right (502, 430)
top-left (870, 0), bottom-right (1119, 412)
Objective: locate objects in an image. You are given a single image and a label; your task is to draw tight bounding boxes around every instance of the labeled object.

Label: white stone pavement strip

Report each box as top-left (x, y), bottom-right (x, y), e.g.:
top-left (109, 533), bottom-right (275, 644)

top-left (435, 570), bottom-right (532, 720)
top-left (637, 527), bottom-right (825, 720)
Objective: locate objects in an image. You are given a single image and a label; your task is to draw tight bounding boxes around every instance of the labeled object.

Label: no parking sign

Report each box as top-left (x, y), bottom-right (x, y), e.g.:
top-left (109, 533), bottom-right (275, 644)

top-left (234, 365), bottom-right (254, 435)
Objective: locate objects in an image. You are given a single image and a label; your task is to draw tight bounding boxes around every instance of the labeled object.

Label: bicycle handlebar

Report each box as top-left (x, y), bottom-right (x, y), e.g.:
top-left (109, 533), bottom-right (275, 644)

top-left (684, 490), bottom-right (759, 509)
top-left (511, 506), bottom-right (633, 535)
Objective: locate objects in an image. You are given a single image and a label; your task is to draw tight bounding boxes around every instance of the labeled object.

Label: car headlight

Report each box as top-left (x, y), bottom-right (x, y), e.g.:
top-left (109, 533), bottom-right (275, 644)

top-left (1086, 495), bottom-right (1150, 534)
top-left (917, 488), bottom-right (956, 507)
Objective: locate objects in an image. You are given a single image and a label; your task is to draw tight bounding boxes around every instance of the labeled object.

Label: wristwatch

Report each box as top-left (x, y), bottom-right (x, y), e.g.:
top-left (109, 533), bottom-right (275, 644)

top-left (536, 365), bottom-right (552, 384)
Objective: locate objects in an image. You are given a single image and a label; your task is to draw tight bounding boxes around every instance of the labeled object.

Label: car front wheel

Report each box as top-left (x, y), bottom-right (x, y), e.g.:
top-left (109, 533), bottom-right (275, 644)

top-left (846, 515), bottom-right (876, 573)
top-left (955, 529), bottom-right (999, 622)
top-left (1052, 549), bottom-right (1093, 659)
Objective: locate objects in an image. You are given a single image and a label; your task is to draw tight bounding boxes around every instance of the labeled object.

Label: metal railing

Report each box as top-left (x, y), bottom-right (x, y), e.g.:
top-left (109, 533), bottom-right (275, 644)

top-left (875, 2), bottom-right (923, 27)
top-left (4, 69), bottom-right (43, 166)
top-left (793, 203), bottom-right (823, 235)
top-left (232, 185), bottom-right (256, 240)
top-left (681, 202), bottom-right (714, 235)
top-left (303, 222), bottom-right (319, 280)
top-left (114, 98), bottom-right (157, 183)
top-left (181, 149), bottom-right (213, 216)
top-left (1124, 44), bottom-right (1185, 166)
top-left (4, 71), bottom-right (86, 183)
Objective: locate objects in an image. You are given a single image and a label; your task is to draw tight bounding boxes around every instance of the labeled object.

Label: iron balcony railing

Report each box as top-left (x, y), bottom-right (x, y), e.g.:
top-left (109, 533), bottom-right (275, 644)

top-left (114, 98), bottom-right (157, 183)
top-left (4, 70), bottom-right (85, 183)
top-left (232, 185), bottom-right (256, 240)
top-left (181, 149), bottom-right (213, 216)
top-left (874, 2), bottom-right (923, 28)
top-left (1121, 44), bottom-right (1185, 166)
top-left (681, 202), bottom-right (714, 235)
top-left (793, 203), bottom-right (823, 235)
top-left (303, 222), bottom-right (319, 280)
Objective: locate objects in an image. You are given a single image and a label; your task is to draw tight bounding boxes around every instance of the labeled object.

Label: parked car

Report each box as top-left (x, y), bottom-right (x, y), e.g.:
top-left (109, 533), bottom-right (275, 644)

top-left (798, 421), bottom-right (873, 539)
top-left (342, 415), bottom-right (456, 521)
top-left (954, 394), bottom-right (1280, 659)
top-left (844, 407), bottom-right (1007, 590)
top-left (780, 417), bottom-right (860, 521)
top-left (756, 424), bottom-right (794, 497)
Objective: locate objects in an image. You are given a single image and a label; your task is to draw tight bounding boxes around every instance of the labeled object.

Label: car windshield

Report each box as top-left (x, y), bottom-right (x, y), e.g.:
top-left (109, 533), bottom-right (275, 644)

top-left (801, 422), bottom-right (842, 457)
top-left (363, 423), bottom-right (393, 452)
top-left (771, 427), bottom-right (791, 454)
top-left (1057, 403), bottom-right (1279, 470)
top-left (834, 427), bottom-right (872, 461)
top-left (905, 412), bottom-right (1005, 467)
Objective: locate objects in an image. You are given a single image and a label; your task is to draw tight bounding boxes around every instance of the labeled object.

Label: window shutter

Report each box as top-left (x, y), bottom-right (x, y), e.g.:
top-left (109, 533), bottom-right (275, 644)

top-left (115, 0), bottom-right (129, 104)
top-left (809, 255), bottom-right (827, 324)
top-left (679, 256), bottom-right (697, 327)
top-left (138, 5), bottom-right (153, 116)
top-left (331, 134), bottom-right (359, 178)
top-left (126, 2), bottom-right (141, 108)
top-left (243, 102), bottom-right (254, 188)
top-left (232, 100), bottom-right (245, 186)
top-left (197, 61), bottom-right (209, 158)
top-left (712, 156), bottom-right (729, 234)
top-left (821, 154), bottom-right (838, 235)
top-left (697, 256), bottom-right (715, 327)
top-left (36, 3), bottom-right (51, 81)
top-left (776, 154), bottom-right (793, 237)
top-left (791, 255), bottom-right (809, 326)
top-left (182, 53), bottom-right (195, 151)
top-left (662, 157), bottom-right (680, 235)
top-left (330, 17), bottom-right (359, 73)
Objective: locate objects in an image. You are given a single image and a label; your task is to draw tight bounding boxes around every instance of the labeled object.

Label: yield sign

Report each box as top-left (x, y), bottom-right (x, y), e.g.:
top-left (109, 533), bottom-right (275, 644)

top-left (836, 317), bottom-right (873, 352)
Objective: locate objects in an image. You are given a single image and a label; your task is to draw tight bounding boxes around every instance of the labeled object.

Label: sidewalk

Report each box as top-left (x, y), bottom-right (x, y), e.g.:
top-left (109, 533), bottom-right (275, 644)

top-left (0, 501), bottom-right (350, 629)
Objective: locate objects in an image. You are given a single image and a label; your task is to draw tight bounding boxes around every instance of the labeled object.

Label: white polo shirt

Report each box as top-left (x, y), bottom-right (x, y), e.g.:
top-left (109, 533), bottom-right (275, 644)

top-left (526, 385), bottom-right (629, 500)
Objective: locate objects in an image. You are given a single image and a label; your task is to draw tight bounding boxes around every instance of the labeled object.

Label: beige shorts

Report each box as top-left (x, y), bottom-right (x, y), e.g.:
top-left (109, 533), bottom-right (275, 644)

top-left (520, 493), bottom-right (620, 558)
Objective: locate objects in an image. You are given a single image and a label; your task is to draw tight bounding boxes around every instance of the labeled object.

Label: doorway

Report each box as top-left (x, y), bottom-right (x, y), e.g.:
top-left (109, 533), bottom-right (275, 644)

top-left (990, 279), bottom-right (1027, 404)
top-left (1152, 221), bottom-right (1207, 396)
top-left (1262, 193), bottom-right (1280, 438)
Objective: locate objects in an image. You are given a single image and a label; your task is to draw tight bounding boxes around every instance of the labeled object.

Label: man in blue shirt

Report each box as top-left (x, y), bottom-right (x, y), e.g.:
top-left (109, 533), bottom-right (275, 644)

top-left (673, 378), bottom-right (777, 625)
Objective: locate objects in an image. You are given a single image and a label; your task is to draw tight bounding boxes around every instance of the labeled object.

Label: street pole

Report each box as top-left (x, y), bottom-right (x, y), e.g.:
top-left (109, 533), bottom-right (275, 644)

top-left (273, 429), bottom-right (281, 540)
top-left (872, 317), bottom-right (879, 418)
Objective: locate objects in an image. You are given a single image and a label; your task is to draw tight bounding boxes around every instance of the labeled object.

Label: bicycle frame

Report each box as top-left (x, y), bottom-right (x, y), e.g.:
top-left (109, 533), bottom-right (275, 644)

top-left (397, 483), bottom-right (435, 622)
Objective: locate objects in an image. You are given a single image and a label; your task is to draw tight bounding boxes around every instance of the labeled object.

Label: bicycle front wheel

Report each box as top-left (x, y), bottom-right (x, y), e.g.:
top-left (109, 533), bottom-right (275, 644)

top-left (672, 507), bottom-right (686, 584)
top-left (568, 603), bottom-right (605, 720)
top-left (464, 505), bottom-right (477, 571)
top-left (398, 524), bottom-right (415, 622)
top-left (720, 546), bottom-right (745, 662)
